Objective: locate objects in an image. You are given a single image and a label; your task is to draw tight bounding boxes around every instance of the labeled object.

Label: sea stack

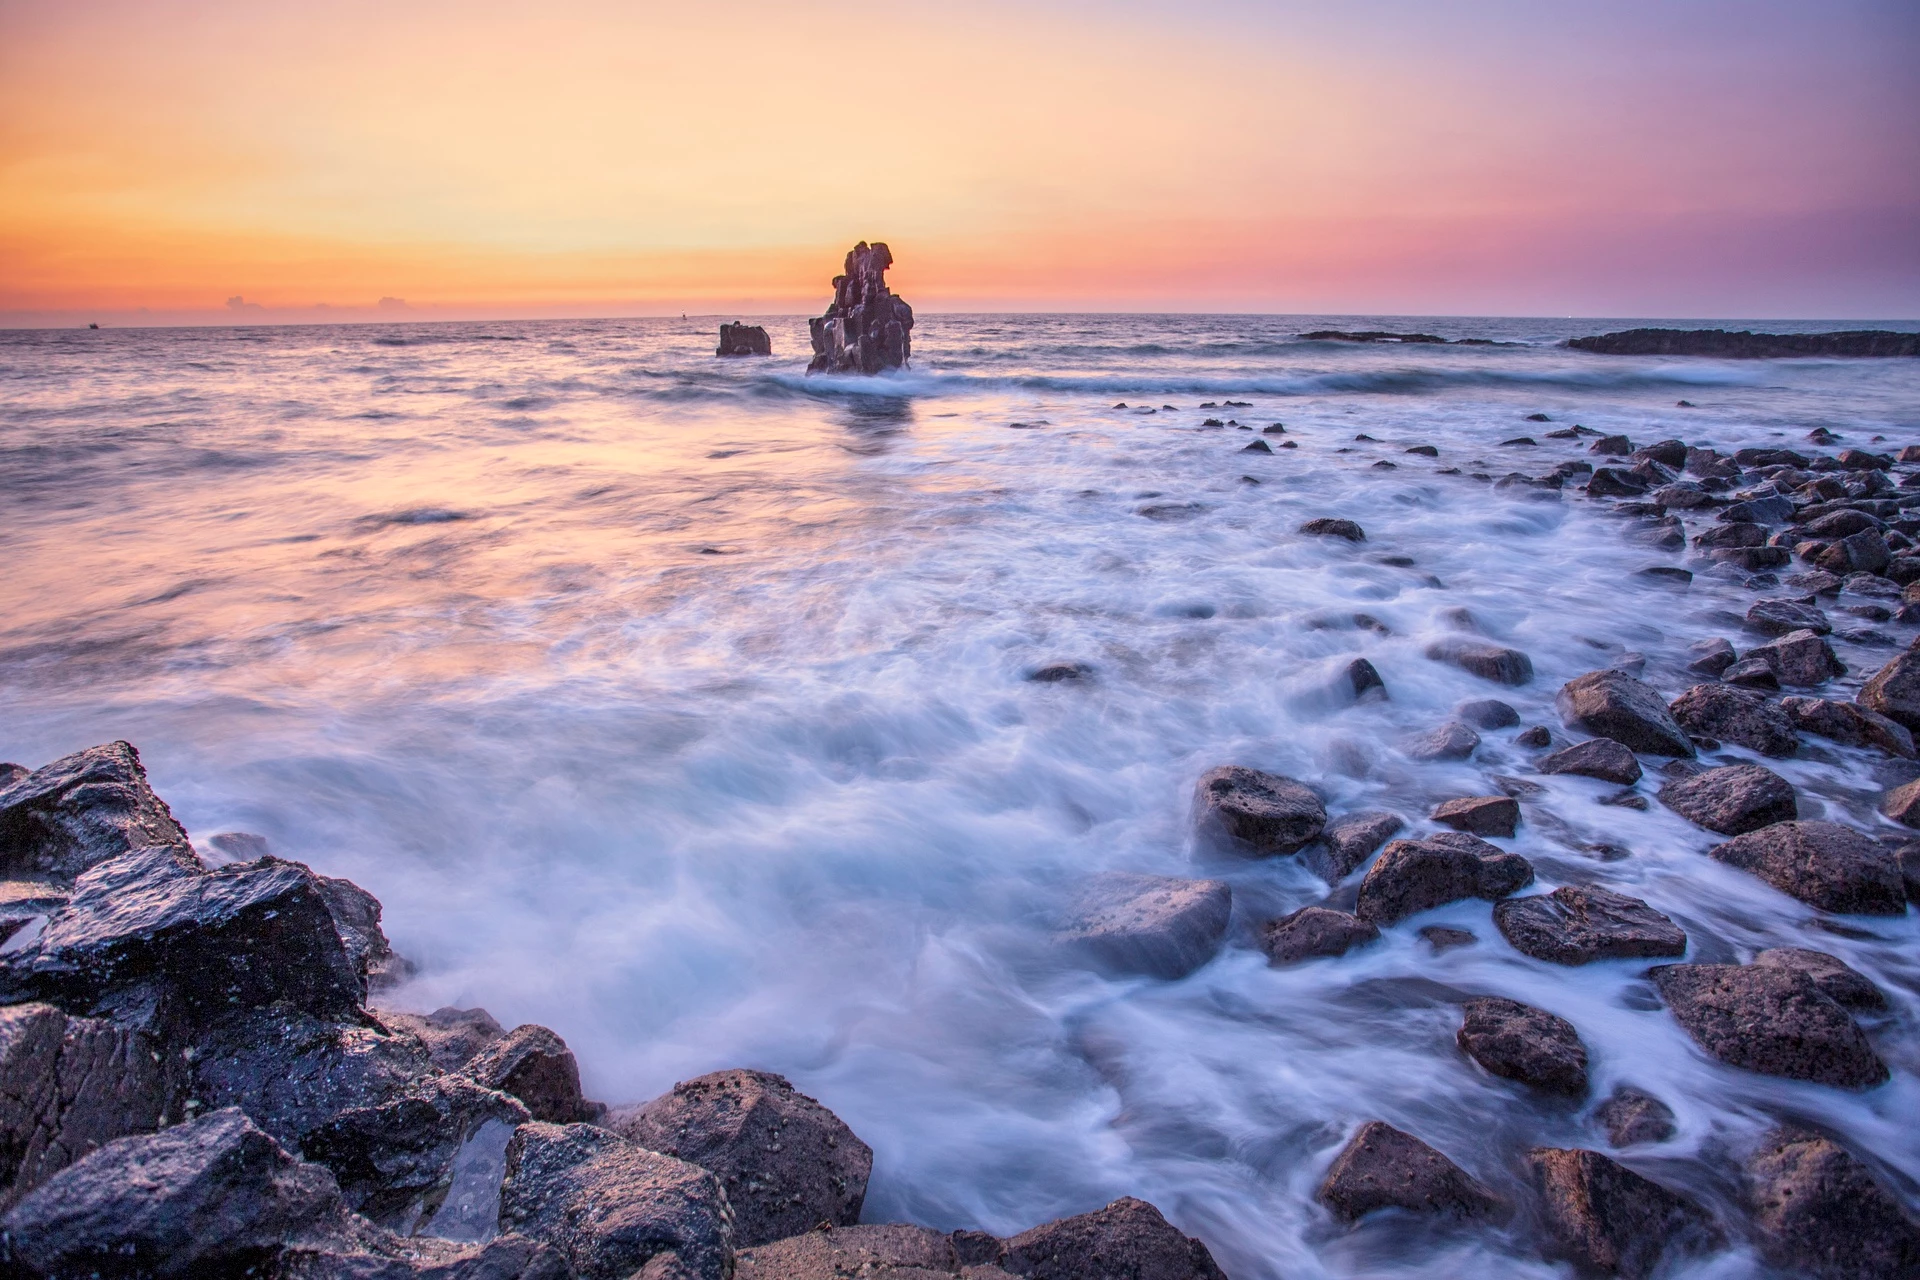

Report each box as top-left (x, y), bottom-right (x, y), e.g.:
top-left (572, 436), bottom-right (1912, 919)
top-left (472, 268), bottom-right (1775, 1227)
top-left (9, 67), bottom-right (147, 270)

top-left (807, 242), bottom-right (914, 374)
top-left (716, 322), bottom-right (772, 357)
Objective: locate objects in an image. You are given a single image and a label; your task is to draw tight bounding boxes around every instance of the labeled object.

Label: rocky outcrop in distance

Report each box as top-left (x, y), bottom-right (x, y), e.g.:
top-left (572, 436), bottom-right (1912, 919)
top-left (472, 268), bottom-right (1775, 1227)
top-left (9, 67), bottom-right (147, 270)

top-left (807, 242), bottom-right (913, 374)
top-left (715, 323), bottom-right (771, 357)
top-left (1568, 328), bottom-right (1920, 358)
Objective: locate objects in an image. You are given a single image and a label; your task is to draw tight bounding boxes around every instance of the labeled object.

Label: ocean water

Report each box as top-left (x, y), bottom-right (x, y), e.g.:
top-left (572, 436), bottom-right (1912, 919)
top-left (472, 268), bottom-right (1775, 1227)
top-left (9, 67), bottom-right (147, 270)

top-left (3, 313), bottom-right (1918, 1277)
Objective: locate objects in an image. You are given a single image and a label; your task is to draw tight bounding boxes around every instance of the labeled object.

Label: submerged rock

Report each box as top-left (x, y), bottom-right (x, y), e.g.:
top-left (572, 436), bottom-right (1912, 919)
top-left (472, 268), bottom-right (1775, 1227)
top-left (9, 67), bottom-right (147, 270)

top-left (1456, 997), bottom-right (1588, 1096)
top-left (1527, 1146), bottom-right (1714, 1279)
top-left (1668, 684), bottom-right (1798, 757)
top-left (1260, 907), bottom-right (1379, 965)
top-left (1315, 1121), bottom-right (1501, 1223)
top-left (1593, 1087), bottom-right (1676, 1147)
top-left (1650, 964), bottom-right (1886, 1087)
top-left (1657, 763), bottom-right (1797, 835)
top-left (1299, 517), bottom-right (1365, 542)
top-left (1431, 795), bottom-right (1519, 838)
top-left (1706, 821), bottom-right (1906, 914)
top-left (1746, 1129), bottom-right (1920, 1279)
top-left (1313, 811), bottom-right (1403, 881)
top-left (1539, 739), bottom-right (1642, 785)
top-left (1779, 696), bottom-right (1915, 757)
top-left (1405, 720), bottom-right (1480, 761)
top-left (1567, 328), bottom-right (1920, 359)
top-left (0, 742), bottom-right (190, 882)
top-left (806, 242), bottom-right (913, 375)
top-left (1425, 638), bottom-right (1534, 686)
top-left (1193, 767), bottom-right (1326, 855)
top-left (716, 322), bottom-right (772, 357)
top-left (1556, 671), bottom-right (1693, 757)
top-left (1054, 872), bottom-right (1231, 979)
top-left (1492, 886), bottom-right (1686, 965)
top-left (1456, 699), bottom-right (1519, 729)
top-left (1354, 833), bottom-right (1533, 925)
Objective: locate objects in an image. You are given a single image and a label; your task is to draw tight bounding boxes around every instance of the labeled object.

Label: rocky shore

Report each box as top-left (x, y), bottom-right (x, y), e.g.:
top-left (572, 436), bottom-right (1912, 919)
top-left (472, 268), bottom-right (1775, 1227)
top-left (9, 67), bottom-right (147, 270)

top-left (1568, 328), bottom-right (1920, 359)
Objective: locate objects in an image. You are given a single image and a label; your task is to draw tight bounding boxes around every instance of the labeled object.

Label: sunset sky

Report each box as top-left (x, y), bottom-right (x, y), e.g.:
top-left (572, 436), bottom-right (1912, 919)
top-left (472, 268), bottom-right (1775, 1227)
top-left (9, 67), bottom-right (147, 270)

top-left (3, 0), bottom-right (1916, 324)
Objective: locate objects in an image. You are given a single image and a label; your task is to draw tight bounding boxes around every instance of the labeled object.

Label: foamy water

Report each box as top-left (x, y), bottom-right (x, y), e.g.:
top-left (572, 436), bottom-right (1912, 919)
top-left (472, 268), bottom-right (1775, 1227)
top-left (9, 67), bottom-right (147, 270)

top-left (3, 313), bottom-right (1918, 1277)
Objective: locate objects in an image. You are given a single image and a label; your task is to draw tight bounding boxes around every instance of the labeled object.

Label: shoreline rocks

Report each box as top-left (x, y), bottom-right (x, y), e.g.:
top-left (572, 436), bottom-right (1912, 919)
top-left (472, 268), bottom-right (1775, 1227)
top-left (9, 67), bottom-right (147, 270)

top-left (1193, 767), bottom-right (1326, 855)
top-left (1566, 328), bottom-right (1920, 358)
top-left (1650, 964), bottom-right (1887, 1087)
top-left (1492, 886), bottom-right (1686, 965)
top-left (1316, 1121), bottom-right (1501, 1222)
top-left (1457, 997), bottom-right (1589, 1096)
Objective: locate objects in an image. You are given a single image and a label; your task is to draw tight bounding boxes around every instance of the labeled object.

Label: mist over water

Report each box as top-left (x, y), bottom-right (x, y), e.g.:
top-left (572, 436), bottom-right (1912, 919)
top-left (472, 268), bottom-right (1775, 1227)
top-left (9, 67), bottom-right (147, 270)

top-left (3, 313), bottom-right (1918, 1277)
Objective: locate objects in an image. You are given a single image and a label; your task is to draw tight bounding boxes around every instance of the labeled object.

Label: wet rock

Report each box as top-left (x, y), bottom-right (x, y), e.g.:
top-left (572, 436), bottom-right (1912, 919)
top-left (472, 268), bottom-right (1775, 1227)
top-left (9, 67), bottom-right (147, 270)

top-left (610, 1068), bottom-right (871, 1249)
top-left (1515, 725), bottom-right (1553, 747)
top-left (715, 323), bottom-right (771, 357)
top-left (1649, 964), bottom-right (1886, 1086)
top-left (1527, 1146), bottom-right (1714, 1278)
top-left (1842, 572), bottom-right (1902, 597)
top-left (1747, 1129), bottom-right (1920, 1279)
top-left (462, 1025), bottom-right (591, 1125)
top-left (1340, 657), bottom-right (1385, 701)
top-left (1240, 438), bottom-right (1272, 454)
top-left (380, 1007), bottom-right (505, 1072)
top-left (1747, 598), bottom-right (1833, 636)
top-left (498, 1122), bottom-right (732, 1280)
top-left (1054, 872), bottom-right (1232, 979)
top-left (1420, 926), bottom-right (1476, 952)
top-left (1634, 439), bottom-right (1689, 468)
top-left (1694, 521), bottom-right (1767, 550)
top-left (1721, 494), bottom-right (1796, 524)
top-left (1026, 662), bottom-right (1092, 684)
top-left (1405, 721), bottom-right (1481, 761)
top-left (1753, 947), bottom-right (1887, 1011)
top-left (1425, 638), bottom-right (1534, 685)
top-left (1658, 763), bottom-right (1797, 835)
top-left (1788, 569), bottom-right (1844, 594)
top-left (1456, 997), bottom-right (1588, 1096)
top-left (1713, 545), bottom-right (1789, 571)
top-left (1556, 670), bottom-right (1694, 757)
top-left (1492, 886), bottom-right (1686, 965)
top-left (1193, 767), bottom-right (1325, 855)
top-left (1668, 684), bottom-right (1798, 757)
top-left (734, 1224), bottom-right (957, 1280)
top-left (1723, 656), bottom-right (1781, 690)
top-left (999, 1196), bottom-right (1228, 1280)
top-left (1315, 1121), bottom-right (1500, 1223)
top-left (1356, 834), bottom-right (1533, 925)
top-left (1748, 629), bottom-right (1846, 686)
top-left (1314, 811), bottom-right (1403, 880)
top-left (807, 242), bottom-right (912, 375)
top-left (1779, 696), bottom-right (1915, 757)
top-left (1456, 699), bottom-right (1519, 729)
top-left (1636, 565), bottom-right (1691, 586)
top-left (1539, 739), bottom-right (1642, 785)
top-left (1880, 777), bottom-right (1920, 827)
top-left (1804, 509), bottom-right (1882, 539)
top-left (1590, 435), bottom-right (1632, 456)
top-left (1858, 650), bottom-right (1920, 730)
top-left (1299, 517), bottom-right (1365, 542)
top-left (1707, 821), bottom-right (1906, 914)
top-left (315, 875), bottom-right (408, 992)
top-left (0, 742), bottom-right (190, 883)
top-left (1260, 907), bottom-right (1379, 964)
top-left (1432, 795), bottom-right (1519, 838)
top-left (1405, 444), bottom-right (1439, 457)
top-left (1593, 1087), bottom-right (1675, 1147)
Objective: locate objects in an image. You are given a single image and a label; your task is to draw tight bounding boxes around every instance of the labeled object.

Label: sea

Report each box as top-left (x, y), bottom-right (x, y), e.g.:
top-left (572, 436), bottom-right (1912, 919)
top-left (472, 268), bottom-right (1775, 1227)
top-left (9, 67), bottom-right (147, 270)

top-left (2, 313), bottom-right (1918, 1277)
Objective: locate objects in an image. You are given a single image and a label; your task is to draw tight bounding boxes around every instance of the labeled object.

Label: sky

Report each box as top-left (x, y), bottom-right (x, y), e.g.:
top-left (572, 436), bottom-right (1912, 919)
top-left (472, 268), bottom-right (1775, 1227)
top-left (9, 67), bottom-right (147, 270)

top-left (2, 0), bottom-right (1917, 324)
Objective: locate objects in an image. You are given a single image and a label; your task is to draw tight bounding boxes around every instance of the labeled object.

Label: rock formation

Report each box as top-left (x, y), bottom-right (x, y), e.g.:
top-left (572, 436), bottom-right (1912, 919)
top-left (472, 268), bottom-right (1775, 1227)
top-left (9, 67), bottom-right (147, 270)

top-left (806, 242), bottom-right (914, 374)
top-left (716, 323), bottom-right (771, 357)
top-left (1568, 328), bottom-right (1920, 358)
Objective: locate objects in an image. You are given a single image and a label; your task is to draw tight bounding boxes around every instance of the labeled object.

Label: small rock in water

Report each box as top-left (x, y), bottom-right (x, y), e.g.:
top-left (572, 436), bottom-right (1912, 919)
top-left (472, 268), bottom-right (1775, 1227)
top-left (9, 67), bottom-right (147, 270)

top-left (1539, 738), bottom-right (1642, 785)
top-left (1341, 657), bottom-right (1386, 702)
top-left (1315, 1121), bottom-right (1502, 1223)
top-left (1746, 628), bottom-right (1845, 686)
top-left (1314, 811), bottom-right (1404, 881)
top-left (1747, 598), bottom-right (1833, 636)
top-left (1668, 683), bottom-right (1798, 757)
top-left (1420, 925), bottom-right (1477, 953)
top-left (1590, 434), bottom-right (1633, 456)
top-left (1514, 725), bottom-right (1553, 747)
top-left (1455, 698), bottom-right (1519, 729)
top-left (1405, 720), bottom-right (1480, 761)
top-left (1193, 766), bottom-right (1327, 855)
top-left (1260, 906), bottom-right (1380, 965)
top-left (997, 1197), bottom-right (1230, 1280)
top-left (1722, 656), bottom-right (1782, 690)
top-left (1527, 1147), bottom-right (1715, 1279)
top-left (1658, 764), bottom-right (1798, 835)
top-left (1779, 696), bottom-right (1915, 757)
top-left (1556, 670), bottom-right (1694, 757)
top-left (1747, 1129), bottom-right (1920, 1280)
top-left (1526, 413), bottom-right (1552, 421)
top-left (1026, 661), bottom-right (1093, 683)
top-left (715, 322), bottom-right (772, 357)
top-left (1858, 649), bottom-right (1920, 731)
top-left (1650, 963), bottom-right (1887, 1087)
top-left (1355, 833), bottom-right (1532, 925)
top-left (1456, 996), bottom-right (1589, 1096)
top-left (1053, 872), bottom-right (1232, 979)
top-left (1432, 795), bottom-right (1519, 838)
top-left (1881, 777), bottom-right (1920, 827)
top-left (1299, 517), bottom-right (1365, 541)
top-left (1492, 886), bottom-right (1686, 965)
top-left (1593, 1086), bottom-right (1676, 1147)
top-left (1241, 438), bottom-right (1273, 453)
top-left (1636, 565), bottom-right (1691, 586)
top-left (1707, 820), bottom-right (1906, 914)
top-left (1752, 946), bottom-right (1887, 1011)
top-left (1425, 638), bottom-right (1534, 686)
top-left (1502, 436), bottom-right (1538, 447)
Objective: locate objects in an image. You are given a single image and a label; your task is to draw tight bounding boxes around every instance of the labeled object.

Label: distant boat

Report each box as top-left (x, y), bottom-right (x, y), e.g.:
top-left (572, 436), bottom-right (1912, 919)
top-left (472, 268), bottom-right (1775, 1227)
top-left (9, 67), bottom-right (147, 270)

top-left (88, 323), bottom-right (99, 329)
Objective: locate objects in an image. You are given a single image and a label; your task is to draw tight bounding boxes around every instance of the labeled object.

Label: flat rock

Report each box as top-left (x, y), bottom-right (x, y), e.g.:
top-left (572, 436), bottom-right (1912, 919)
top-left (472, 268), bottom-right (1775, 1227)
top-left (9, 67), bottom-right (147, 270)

top-left (462, 1024), bottom-right (591, 1125)
top-left (1193, 767), bottom-right (1325, 855)
top-left (1650, 964), bottom-right (1886, 1087)
top-left (1748, 598), bottom-right (1833, 636)
top-left (1355, 833), bottom-right (1533, 925)
top-left (1299, 517), bottom-right (1365, 541)
top-left (1054, 873), bottom-right (1231, 979)
top-left (609, 1069), bottom-right (872, 1249)
top-left (1314, 811), bottom-right (1403, 881)
top-left (1539, 739), bottom-right (1642, 784)
top-left (1456, 699), bottom-right (1519, 729)
top-left (1260, 907), bottom-right (1379, 965)
top-left (999, 1196), bottom-right (1228, 1280)
top-left (1405, 720), bottom-right (1480, 761)
top-left (1749, 629), bottom-right (1846, 686)
top-left (1315, 1121), bottom-right (1500, 1222)
top-left (1779, 697), bottom-right (1915, 757)
top-left (1425, 638), bottom-right (1534, 686)
top-left (380, 1006), bottom-right (505, 1072)
top-left (1456, 996), bottom-right (1588, 1095)
top-left (735, 1224), bottom-right (958, 1280)
top-left (1556, 671), bottom-right (1693, 757)
top-left (1432, 795), bottom-right (1519, 838)
top-left (1747, 1129), bottom-right (1920, 1279)
top-left (1752, 947), bottom-right (1887, 1011)
top-left (1668, 684), bottom-right (1798, 757)
top-left (1593, 1087), bottom-right (1675, 1147)
top-left (0, 742), bottom-right (190, 883)
top-left (1707, 821), bottom-right (1906, 914)
top-left (1528, 1146), bottom-right (1714, 1279)
top-left (1658, 764), bottom-right (1797, 835)
top-left (1492, 886), bottom-right (1686, 965)
top-left (1858, 650), bottom-right (1920, 730)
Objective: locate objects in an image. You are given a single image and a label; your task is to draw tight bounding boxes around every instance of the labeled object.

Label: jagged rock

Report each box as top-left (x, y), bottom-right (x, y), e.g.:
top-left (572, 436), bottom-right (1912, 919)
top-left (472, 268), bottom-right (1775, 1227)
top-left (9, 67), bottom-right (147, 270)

top-left (1313, 811), bottom-right (1403, 880)
top-left (999, 1196), bottom-right (1227, 1280)
top-left (1054, 873), bottom-right (1231, 979)
top-left (1192, 767), bottom-right (1325, 854)
top-left (1315, 1121), bottom-right (1500, 1222)
top-left (1587, 468), bottom-right (1648, 497)
top-left (1650, 964), bottom-right (1886, 1087)
top-left (716, 323), bottom-right (771, 357)
top-left (1688, 638), bottom-right (1737, 677)
top-left (1405, 721), bottom-right (1480, 761)
top-left (1707, 821), bottom-right (1906, 914)
top-left (1693, 522), bottom-right (1767, 550)
top-left (734, 1224), bottom-right (958, 1280)
top-left (1747, 1129), bottom-right (1920, 1279)
top-left (1779, 697), bottom-right (1915, 757)
top-left (1556, 671), bottom-right (1693, 757)
top-left (1492, 886), bottom-right (1686, 965)
top-left (0, 882), bottom-right (68, 950)
top-left (1456, 699), bottom-right (1519, 729)
top-left (1355, 833), bottom-right (1532, 925)
top-left (1339, 657), bottom-right (1385, 700)
top-left (0, 742), bottom-right (190, 882)
top-left (1589, 434), bottom-right (1632, 456)
top-left (807, 243), bottom-right (912, 375)
top-left (1881, 778), bottom-right (1920, 827)
top-left (1721, 494), bottom-right (1796, 524)
top-left (1260, 907), bottom-right (1379, 964)
top-left (1668, 684), bottom-right (1797, 757)
top-left (1425, 638), bottom-right (1534, 685)
top-left (1593, 1087), bottom-right (1675, 1147)
top-left (462, 1025), bottom-right (591, 1125)
top-left (278, 1234), bottom-right (570, 1279)
top-left (316, 875), bottom-right (409, 991)
top-left (380, 1007), bottom-right (506, 1072)
top-left (498, 1122), bottom-right (731, 1280)
top-left (1432, 795), bottom-right (1519, 838)
top-left (1747, 599), bottom-right (1833, 636)
top-left (1527, 1147), bottom-right (1714, 1278)
top-left (1299, 517), bottom-right (1365, 541)
top-left (1752, 947), bottom-right (1887, 1010)
top-left (1723, 656), bottom-right (1781, 689)
top-left (1456, 997), bottom-right (1588, 1095)
top-left (609, 1069), bottom-right (871, 1249)
top-left (1540, 739), bottom-right (1642, 785)
top-left (1858, 650), bottom-right (1920, 730)
top-left (1748, 629), bottom-right (1846, 686)
top-left (1658, 764), bottom-right (1797, 835)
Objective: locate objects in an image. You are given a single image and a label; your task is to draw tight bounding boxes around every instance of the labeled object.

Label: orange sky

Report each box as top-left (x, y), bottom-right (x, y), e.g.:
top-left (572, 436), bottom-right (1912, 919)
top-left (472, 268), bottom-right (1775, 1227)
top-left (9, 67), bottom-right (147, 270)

top-left (3, 0), bottom-right (1917, 323)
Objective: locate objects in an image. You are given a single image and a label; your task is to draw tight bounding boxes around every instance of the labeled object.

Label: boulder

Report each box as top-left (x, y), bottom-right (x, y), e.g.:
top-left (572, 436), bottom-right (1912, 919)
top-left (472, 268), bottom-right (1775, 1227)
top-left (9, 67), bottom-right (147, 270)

top-left (1192, 767), bottom-right (1325, 855)
top-left (1752, 947), bottom-right (1886, 1011)
top-left (1313, 811), bottom-right (1402, 880)
top-left (1539, 739), bottom-right (1642, 785)
top-left (1527, 1147), bottom-right (1713, 1279)
top-left (1556, 671), bottom-right (1693, 757)
top-left (716, 323), bottom-right (772, 357)
top-left (734, 1224), bottom-right (958, 1280)
top-left (1492, 886), bottom-right (1686, 965)
top-left (1339, 657), bottom-right (1385, 701)
top-left (1593, 1087), bottom-right (1675, 1147)
top-left (1314, 1121), bottom-right (1500, 1222)
top-left (1432, 795), bottom-right (1519, 838)
top-left (1657, 764), bottom-right (1797, 835)
top-left (462, 1025), bottom-right (591, 1125)
top-left (380, 1007), bottom-right (506, 1072)
top-left (1692, 522), bottom-right (1767, 550)
top-left (1779, 697), bottom-right (1915, 757)
top-left (999, 1196), bottom-right (1227, 1280)
top-left (1649, 964), bottom-right (1886, 1087)
top-left (0, 742), bottom-right (190, 883)
top-left (1748, 629), bottom-right (1845, 686)
top-left (1589, 434), bottom-right (1632, 456)
top-left (1425, 638), bottom-right (1534, 685)
top-left (1668, 684), bottom-right (1798, 757)
top-left (609, 1069), bottom-right (872, 1249)
top-left (806, 243), bottom-right (912, 375)
top-left (1720, 494), bottom-right (1795, 524)
top-left (315, 874), bottom-right (408, 991)
top-left (1354, 833), bottom-right (1533, 925)
top-left (1259, 907), bottom-right (1379, 965)
top-left (1404, 721), bottom-right (1480, 761)
top-left (1456, 997), bottom-right (1588, 1096)
top-left (1804, 509), bottom-right (1883, 538)
top-left (1054, 873), bottom-right (1231, 979)
top-left (1747, 1129), bottom-right (1920, 1279)
top-left (1587, 468), bottom-right (1648, 497)
top-left (1723, 656), bottom-right (1781, 690)
top-left (1299, 517), bottom-right (1365, 541)
top-left (498, 1122), bottom-right (732, 1280)
top-left (1747, 599), bottom-right (1833, 636)
top-left (1880, 778), bottom-right (1920, 827)
top-left (1858, 650), bottom-right (1920, 730)
top-left (1706, 821), bottom-right (1906, 914)
top-left (1456, 699), bottom-right (1519, 729)
top-left (1687, 638), bottom-right (1737, 677)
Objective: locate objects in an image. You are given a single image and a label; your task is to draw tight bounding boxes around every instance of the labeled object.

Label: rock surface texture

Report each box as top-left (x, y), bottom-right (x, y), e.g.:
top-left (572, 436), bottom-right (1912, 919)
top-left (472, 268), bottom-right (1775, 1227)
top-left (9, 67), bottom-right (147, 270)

top-left (1556, 671), bottom-right (1693, 757)
top-left (1667, 684), bottom-right (1798, 757)
top-left (0, 742), bottom-right (190, 882)
top-left (1706, 821), bottom-right (1907, 914)
top-left (1260, 907), bottom-right (1379, 965)
top-left (1527, 1146), bottom-right (1713, 1279)
top-left (1657, 764), bottom-right (1797, 835)
top-left (1456, 997), bottom-right (1589, 1095)
top-left (1492, 886), bottom-right (1686, 965)
top-left (1746, 1129), bottom-right (1920, 1279)
top-left (715, 323), bottom-right (771, 357)
top-left (1315, 1121), bottom-right (1500, 1222)
top-left (997, 1196), bottom-right (1229, 1280)
top-left (806, 242), bottom-right (913, 374)
top-left (1054, 873), bottom-right (1231, 979)
top-left (1355, 833), bottom-right (1533, 925)
top-left (1194, 767), bottom-right (1326, 854)
top-left (1650, 964), bottom-right (1887, 1087)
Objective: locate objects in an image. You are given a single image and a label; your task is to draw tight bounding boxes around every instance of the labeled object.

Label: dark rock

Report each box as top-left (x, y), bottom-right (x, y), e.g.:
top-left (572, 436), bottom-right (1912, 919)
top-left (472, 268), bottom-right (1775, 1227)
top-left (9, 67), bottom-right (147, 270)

top-left (1568, 329), bottom-right (1920, 358)
top-left (1299, 517), bottom-right (1365, 542)
top-left (1426, 638), bottom-right (1534, 686)
top-left (1695, 521), bottom-right (1768, 549)
top-left (1593, 1087), bottom-right (1675, 1147)
top-left (1456, 997), bottom-right (1588, 1095)
top-left (1787, 569), bottom-right (1844, 594)
top-left (1636, 565), bottom-right (1691, 586)
top-left (1722, 656), bottom-right (1781, 690)
top-left (734, 1224), bottom-right (957, 1280)
top-left (1714, 546), bottom-right (1790, 571)
top-left (1528, 1146), bottom-right (1713, 1278)
top-left (1823, 529), bottom-right (1892, 575)
top-left (1260, 907), bottom-right (1379, 965)
top-left (1026, 662), bottom-right (1092, 684)
top-left (1405, 444), bottom-right (1439, 457)
top-left (1635, 439), bottom-right (1689, 468)
top-left (1858, 650), bottom-right (1920, 730)
top-left (1804, 509), bottom-right (1882, 539)
top-left (1752, 947), bottom-right (1886, 1011)
top-left (807, 242), bottom-right (913, 375)
top-left (1658, 764), bottom-right (1797, 835)
top-left (1540, 739), bottom-right (1642, 785)
top-left (609, 1069), bottom-right (871, 1249)
top-left (1747, 1129), bottom-right (1920, 1279)
top-left (1499, 437), bottom-right (1537, 448)
top-left (1747, 629), bottom-right (1845, 686)
top-left (1456, 699), bottom-right (1518, 729)
top-left (1405, 721), bottom-right (1480, 761)
top-left (1650, 964), bottom-right (1886, 1086)
top-left (1556, 670), bottom-right (1694, 757)
top-left (1492, 886), bottom-right (1686, 965)
top-left (380, 1007), bottom-right (505, 1072)
top-left (1721, 495), bottom-right (1796, 524)
top-left (999, 1196), bottom-right (1227, 1280)
top-left (316, 875), bottom-right (408, 992)
top-left (1355, 833), bottom-right (1533, 925)
top-left (1432, 795), bottom-right (1518, 838)
top-left (498, 1122), bottom-right (732, 1280)
top-left (1780, 697), bottom-right (1916, 757)
top-left (1240, 438), bottom-right (1272, 454)
top-left (1193, 767), bottom-right (1325, 855)
top-left (0, 742), bottom-right (190, 883)
top-left (1748, 598), bottom-right (1833, 636)
top-left (1315, 1121), bottom-right (1500, 1223)
top-left (715, 323), bottom-right (771, 357)
top-left (1314, 811), bottom-right (1403, 880)
top-left (1667, 684), bottom-right (1797, 757)
top-left (1587, 468), bottom-right (1649, 497)
top-left (1053, 872), bottom-right (1231, 979)
top-left (1653, 482), bottom-right (1712, 509)
top-left (1515, 725), bottom-right (1552, 747)
top-left (462, 1025), bottom-right (590, 1125)
top-left (1837, 448), bottom-right (1894, 471)
top-left (1340, 657), bottom-right (1385, 701)
top-left (1526, 413), bottom-right (1552, 421)
top-left (1842, 572), bottom-right (1902, 597)
top-left (1590, 435), bottom-right (1632, 456)
top-left (1880, 777), bottom-right (1920, 827)
top-left (1707, 821), bottom-right (1906, 914)
top-left (1420, 926), bottom-right (1476, 952)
